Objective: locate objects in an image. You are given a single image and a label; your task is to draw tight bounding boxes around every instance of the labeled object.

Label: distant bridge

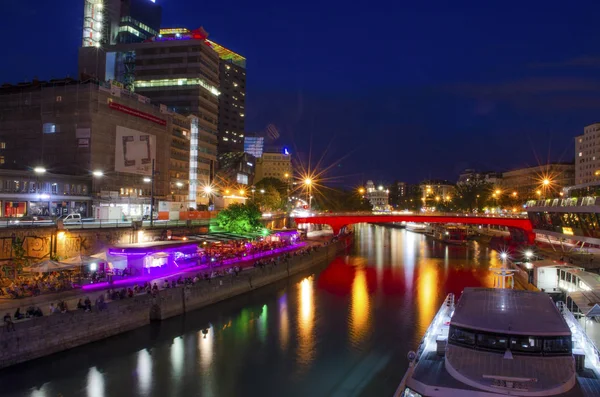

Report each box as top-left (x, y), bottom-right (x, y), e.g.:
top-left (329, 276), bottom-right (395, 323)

top-left (294, 213), bottom-right (535, 244)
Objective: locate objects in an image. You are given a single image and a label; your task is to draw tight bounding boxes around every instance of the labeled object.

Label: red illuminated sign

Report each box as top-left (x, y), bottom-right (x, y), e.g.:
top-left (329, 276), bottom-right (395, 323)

top-left (109, 102), bottom-right (166, 126)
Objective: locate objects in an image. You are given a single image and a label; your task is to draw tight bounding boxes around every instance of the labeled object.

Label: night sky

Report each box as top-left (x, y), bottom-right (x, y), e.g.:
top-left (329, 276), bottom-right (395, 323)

top-left (4, 0), bottom-right (600, 186)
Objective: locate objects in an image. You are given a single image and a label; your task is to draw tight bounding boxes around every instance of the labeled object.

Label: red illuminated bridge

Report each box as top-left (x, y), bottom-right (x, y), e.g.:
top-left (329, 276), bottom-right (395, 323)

top-left (294, 213), bottom-right (535, 244)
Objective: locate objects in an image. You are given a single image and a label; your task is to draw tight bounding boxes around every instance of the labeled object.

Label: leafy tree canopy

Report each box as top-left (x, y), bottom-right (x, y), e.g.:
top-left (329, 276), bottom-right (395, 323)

top-left (216, 203), bottom-right (262, 234)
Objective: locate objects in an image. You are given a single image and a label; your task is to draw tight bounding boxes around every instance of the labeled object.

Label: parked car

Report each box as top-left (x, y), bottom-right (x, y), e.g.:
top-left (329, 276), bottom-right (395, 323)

top-left (57, 213), bottom-right (82, 224)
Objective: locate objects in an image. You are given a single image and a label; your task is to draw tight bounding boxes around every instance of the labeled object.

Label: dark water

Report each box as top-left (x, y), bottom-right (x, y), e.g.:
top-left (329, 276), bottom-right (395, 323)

top-left (0, 224), bottom-right (500, 397)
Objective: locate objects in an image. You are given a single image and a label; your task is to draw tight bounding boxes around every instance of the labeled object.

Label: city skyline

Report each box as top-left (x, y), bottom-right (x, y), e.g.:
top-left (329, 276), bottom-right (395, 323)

top-left (4, 1), bottom-right (600, 184)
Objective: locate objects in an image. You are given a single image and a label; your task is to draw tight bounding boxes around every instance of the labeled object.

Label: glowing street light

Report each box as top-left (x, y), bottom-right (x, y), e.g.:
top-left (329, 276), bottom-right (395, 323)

top-left (495, 189), bottom-right (501, 195)
top-left (512, 191), bottom-right (517, 197)
top-left (92, 170), bottom-right (104, 177)
top-left (284, 172), bottom-right (290, 179)
top-left (203, 186), bottom-right (213, 195)
top-left (304, 178), bottom-right (312, 186)
top-left (524, 250), bottom-right (533, 259)
top-left (260, 189), bottom-right (265, 194)
top-left (176, 182), bottom-right (183, 188)
top-left (543, 179), bottom-right (550, 186)
top-left (34, 167), bottom-right (46, 174)
top-left (500, 252), bottom-right (508, 260)
top-left (239, 189), bottom-right (246, 196)
top-left (225, 189), bottom-right (230, 195)
top-left (536, 190), bottom-right (542, 196)
top-left (435, 196), bottom-right (441, 202)
top-left (143, 177), bottom-right (151, 183)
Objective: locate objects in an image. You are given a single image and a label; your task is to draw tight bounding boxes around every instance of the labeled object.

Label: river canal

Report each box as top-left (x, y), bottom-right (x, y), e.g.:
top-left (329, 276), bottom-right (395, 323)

top-left (1, 224), bottom-right (500, 397)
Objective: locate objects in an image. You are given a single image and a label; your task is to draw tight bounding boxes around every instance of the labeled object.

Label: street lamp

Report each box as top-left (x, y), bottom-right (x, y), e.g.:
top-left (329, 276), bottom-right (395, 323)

top-left (500, 252), bottom-right (508, 260)
top-left (543, 179), bottom-right (550, 186)
top-left (304, 178), bottom-right (313, 211)
top-left (203, 186), bottom-right (213, 195)
top-left (239, 189), bottom-right (245, 196)
top-left (92, 170), bottom-right (104, 177)
top-left (524, 250), bottom-right (533, 259)
top-left (34, 167), bottom-right (46, 174)
top-left (143, 177), bottom-right (151, 183)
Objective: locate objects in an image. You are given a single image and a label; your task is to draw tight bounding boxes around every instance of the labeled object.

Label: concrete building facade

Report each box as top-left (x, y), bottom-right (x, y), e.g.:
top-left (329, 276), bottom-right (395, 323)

top-left (576, 123), bottom-right (600, 185)
top-left (420, 180), bottom-right (455, 207)
top-left (365, 180), bottom-right (389, 211)
top-left (254, 150), bottom-right (292, 183)
top-left (0, 78), bottom-right (216, 217)
top-left (502, 163), bottom-right (575, 199)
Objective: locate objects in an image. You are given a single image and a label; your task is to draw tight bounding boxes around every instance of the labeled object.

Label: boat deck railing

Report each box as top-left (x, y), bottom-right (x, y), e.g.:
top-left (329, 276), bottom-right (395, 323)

top-left (557, 301), bottom-right (600, 372)
top-left (394, 293), bottom-right (455, 397)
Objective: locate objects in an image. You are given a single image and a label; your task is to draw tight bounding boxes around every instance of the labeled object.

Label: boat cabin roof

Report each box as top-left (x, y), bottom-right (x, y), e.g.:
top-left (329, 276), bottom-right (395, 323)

top-left (451, 288), bottom-right (571, 336)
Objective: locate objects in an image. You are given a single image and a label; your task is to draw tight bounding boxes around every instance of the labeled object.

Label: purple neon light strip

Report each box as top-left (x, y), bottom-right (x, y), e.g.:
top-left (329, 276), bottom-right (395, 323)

top-left (82, 242), bottom-right (306, 292)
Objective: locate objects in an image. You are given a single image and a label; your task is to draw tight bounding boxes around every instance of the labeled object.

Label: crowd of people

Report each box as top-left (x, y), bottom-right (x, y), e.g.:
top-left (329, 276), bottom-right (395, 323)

top-left (201, 238), bottom-right (296, 265)
top-left (0, 272), bottom-right (74, 299)
top-left (0, 233), bottom-right (340, 331)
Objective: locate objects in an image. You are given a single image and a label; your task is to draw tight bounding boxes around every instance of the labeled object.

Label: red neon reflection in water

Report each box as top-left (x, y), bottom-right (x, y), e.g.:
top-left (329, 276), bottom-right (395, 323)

top-left (318, 255), bottom-right (494, 334)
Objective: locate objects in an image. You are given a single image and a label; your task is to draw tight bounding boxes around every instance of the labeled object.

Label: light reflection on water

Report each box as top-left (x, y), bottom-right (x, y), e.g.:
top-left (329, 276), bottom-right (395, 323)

top-left (7, 223), bottom-right (499, 397)
top-left (297, 276), bottom-right (315, 369)
top-left (349, 267), bottom-right (371, 347)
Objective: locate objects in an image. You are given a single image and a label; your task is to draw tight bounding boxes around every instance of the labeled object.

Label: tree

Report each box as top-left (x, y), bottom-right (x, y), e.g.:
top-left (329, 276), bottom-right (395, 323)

top-left (255, 177), bottom-right (288, 197)
top-left (389, 181), bottom-right (400, 208)
top-left (216, 203), bottom-right (262, 234)
top-left (313, 189), bottom-right (371, 212)
top-left (454, 179), bottom-right (492, 213)
top-left (10, 237), bottom-right (29, 279)
top-left (252, 186), bottom-right (283, 211)
top-left (397, 186), bottom-right (422, 211)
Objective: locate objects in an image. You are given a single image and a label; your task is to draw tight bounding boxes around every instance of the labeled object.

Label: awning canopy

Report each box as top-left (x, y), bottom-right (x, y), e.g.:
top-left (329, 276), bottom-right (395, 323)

top-left (24, 259), bottom-right (78, 273)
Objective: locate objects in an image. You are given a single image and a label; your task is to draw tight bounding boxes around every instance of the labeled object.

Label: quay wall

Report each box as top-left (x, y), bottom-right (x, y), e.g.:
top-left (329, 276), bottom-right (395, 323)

top-left (0, 236), bottom-right (352, 369)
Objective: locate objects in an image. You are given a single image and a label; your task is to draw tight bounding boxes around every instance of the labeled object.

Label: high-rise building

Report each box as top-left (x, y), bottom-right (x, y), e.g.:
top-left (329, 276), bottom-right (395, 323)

top-left (207, 39), bottom-right (246, 153)
top-left (576, 123), bottom-right (600, 185)
top-left (81, 0), bottom-right (162, 48)
top-left (244, 135), bottom-right (264, 158)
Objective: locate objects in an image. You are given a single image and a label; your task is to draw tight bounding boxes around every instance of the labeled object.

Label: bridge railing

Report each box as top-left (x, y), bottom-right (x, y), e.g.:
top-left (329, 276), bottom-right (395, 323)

top-left (309, 212), bottom-right (529, 219)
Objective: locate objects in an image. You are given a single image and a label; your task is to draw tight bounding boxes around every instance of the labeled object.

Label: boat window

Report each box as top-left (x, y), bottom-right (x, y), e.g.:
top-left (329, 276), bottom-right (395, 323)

top-left (449, 327), bottom-right (475, 345)
top-left (477, 333), bottom-right (508, 350)
top-left (510, 336), bottom-right (541, 353)
top-left (543, 337), bottom-right (572, 354)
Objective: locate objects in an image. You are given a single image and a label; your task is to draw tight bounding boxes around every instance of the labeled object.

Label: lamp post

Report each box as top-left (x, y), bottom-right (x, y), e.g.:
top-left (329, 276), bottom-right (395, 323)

top-left (304, 178), bottom-right (312, 211)
top-left (143, 159), bottom-right (155, 227)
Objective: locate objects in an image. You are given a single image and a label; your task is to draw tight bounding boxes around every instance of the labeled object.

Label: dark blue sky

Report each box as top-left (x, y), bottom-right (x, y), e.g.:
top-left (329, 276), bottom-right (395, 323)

top-left (4, 0), bottom-right (600, 186)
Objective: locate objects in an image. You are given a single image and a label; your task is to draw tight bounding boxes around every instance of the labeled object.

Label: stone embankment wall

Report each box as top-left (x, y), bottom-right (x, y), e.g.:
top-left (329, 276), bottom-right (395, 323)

top-left (0, 236), bottom-right (352, 369)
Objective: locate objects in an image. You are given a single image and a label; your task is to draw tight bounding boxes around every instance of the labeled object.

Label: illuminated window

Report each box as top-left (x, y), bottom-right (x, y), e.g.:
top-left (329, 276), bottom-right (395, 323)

top-left (0, 142), bottom-right (6, 149)
top-left (579, 152), bottom-right (583, 157)
top-left (135, 78), bottom-right (220, 96)
top-left (43, 123), bottom-right (56, 134)
top-left (0, 156), bottom-right (4, 164)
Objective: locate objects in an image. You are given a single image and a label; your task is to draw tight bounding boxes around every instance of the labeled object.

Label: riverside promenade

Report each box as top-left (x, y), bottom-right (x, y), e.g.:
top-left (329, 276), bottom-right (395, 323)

top-left (0, 233), bottom-right (353, 369)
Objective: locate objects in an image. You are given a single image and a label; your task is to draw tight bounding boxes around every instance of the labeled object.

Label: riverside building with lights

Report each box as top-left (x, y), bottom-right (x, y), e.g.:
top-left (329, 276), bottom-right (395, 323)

top-left (0, 78), bottom-right (216, 217)
top-left (365, 180), bottom-right (390, 211)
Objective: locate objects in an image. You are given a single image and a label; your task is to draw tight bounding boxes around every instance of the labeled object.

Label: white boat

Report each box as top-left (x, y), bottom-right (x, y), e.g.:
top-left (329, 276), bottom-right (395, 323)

top-left (396, 288), bottom-right (600, 396)
top-left (405, 222), bottom-right (429, 234)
